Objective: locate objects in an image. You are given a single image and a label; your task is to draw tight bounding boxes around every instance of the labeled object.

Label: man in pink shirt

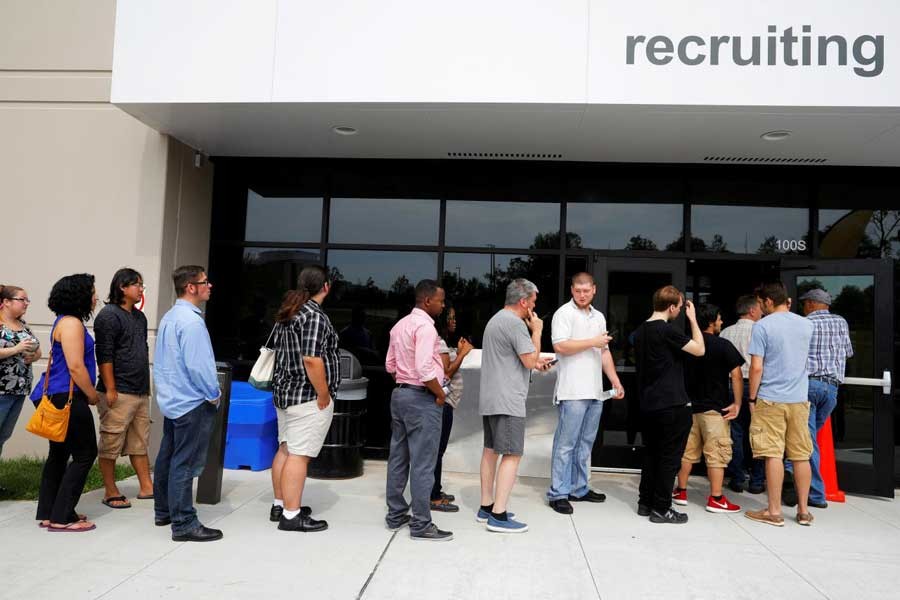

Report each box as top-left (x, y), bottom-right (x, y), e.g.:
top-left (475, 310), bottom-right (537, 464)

top-left (384, 279), bottom-right (452, 541)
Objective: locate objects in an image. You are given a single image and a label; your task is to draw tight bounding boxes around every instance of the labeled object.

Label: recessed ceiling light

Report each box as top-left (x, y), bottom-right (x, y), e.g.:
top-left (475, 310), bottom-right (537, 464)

top-left (761, 130), bottom-right (791, 141)
top-left (332, 126), bottom-right (358, 136)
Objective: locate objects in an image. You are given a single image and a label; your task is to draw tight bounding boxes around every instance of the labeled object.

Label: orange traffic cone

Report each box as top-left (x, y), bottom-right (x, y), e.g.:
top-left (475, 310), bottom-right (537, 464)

top-left (817, 417), bottom-right (845, 503)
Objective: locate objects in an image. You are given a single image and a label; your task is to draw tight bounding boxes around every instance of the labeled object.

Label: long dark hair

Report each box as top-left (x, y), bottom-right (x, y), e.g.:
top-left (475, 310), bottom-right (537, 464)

top-left (107, 267), bottom-right (143, 305)
top-left (277, 265), bottom-right (329, 323)
top-left (48, 274), bottom-right (95, 322)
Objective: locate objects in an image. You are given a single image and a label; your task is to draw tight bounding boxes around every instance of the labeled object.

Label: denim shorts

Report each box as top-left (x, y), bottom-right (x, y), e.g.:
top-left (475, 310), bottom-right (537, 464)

top-left (482, 415), bottom-right (525, 455)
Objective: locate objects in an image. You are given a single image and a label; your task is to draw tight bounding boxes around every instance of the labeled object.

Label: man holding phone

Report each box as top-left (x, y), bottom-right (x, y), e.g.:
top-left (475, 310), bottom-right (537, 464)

top-left (672, 303), bottom-right (744, 514)
top-left (546, 272), bottom-right (623, 515)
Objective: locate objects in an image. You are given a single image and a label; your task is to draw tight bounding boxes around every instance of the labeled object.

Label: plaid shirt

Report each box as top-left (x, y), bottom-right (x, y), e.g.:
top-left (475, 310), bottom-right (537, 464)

top-left (806, 310), bottom-right (854, 383)
top-left (272, 300), bottom-right (341, 408)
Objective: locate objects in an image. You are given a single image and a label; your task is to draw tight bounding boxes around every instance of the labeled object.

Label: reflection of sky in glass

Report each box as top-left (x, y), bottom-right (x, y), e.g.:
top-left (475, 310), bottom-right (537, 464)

top-left (445, 201), bottom-right (559, 248)
top-left (566, 203), bottom-right (682, 250)
top-left (443, 253), bottom-right (530, 284)
top-left (329, 198), bottom-right (439, 245)
top-left (328, 250), bottom-right (437, 289)
top-left (243, 247), bottom-right (320, 264)
top-left (692, 206), bottom-right (808, 253)
top-left (245, 190), bottom-right (322, 242)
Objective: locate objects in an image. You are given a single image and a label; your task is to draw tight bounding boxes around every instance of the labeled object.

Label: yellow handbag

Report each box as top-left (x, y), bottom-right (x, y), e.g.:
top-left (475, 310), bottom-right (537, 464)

top-left (26, 348), bottom-right (74, 443)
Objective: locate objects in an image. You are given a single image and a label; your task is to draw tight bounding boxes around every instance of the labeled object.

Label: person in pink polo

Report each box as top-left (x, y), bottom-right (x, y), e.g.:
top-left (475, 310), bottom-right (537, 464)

top-left (384, 279), bottom-right (452, 541)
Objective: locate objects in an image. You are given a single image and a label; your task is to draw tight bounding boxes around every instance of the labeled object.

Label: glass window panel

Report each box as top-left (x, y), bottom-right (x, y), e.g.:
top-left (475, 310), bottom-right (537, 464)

top-left (565, 203), bottom-right (682, 251)
top-left (236, 247), bottom-right (322, 365)
top-left (796, 275), bottom-right (875, 467)
top-left (329, 198), bottom-right (439, 245)
top-left (692, 205), bottom-right (809, 255)
top-left (442, 253), bottom-right (559, 351)
top-left (445, 201), bottom-right (560, 248)
top-left (244, 190), bottom-right (322, 242)
top-left (819, 209), bottom-right (900, 259)
top-left (325, 250), bottom-right (438, 454)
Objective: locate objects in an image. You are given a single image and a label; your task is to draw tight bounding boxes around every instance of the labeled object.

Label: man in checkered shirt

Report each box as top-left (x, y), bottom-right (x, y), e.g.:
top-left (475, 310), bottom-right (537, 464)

top-left (785, 288), bottom-right (853, 509)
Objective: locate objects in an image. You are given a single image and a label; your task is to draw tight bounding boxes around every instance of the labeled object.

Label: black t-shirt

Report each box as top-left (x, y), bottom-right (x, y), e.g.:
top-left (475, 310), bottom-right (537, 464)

top-left (685, 332), bottom-right (746, 413)
top-left (634, 320), bottom-right (691, 412)
top-left (93, 304), bottom-right (150, 395)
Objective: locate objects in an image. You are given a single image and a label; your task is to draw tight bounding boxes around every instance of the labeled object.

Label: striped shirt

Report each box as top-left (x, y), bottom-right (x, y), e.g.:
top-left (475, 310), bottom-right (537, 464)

top-left (806, 309), bottom-right (853, 383)
top-left (272, 299), bottom-right (341, 408)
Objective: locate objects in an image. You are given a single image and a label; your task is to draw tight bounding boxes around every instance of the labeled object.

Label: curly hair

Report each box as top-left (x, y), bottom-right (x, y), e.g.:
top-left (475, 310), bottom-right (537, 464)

top-left (48, 274), bottom-right (95, 322)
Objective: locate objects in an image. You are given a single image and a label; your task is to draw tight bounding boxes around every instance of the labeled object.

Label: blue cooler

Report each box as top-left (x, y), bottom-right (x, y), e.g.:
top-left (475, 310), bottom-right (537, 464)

top-left (224, 381), bottom-right (278, 471)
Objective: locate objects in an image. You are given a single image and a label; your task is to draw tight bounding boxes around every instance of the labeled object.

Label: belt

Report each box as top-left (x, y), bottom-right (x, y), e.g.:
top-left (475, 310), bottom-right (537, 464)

top-left (396, 383), bottom-right (428, 392)
top-left (810, 375), bottom-right (840, 387)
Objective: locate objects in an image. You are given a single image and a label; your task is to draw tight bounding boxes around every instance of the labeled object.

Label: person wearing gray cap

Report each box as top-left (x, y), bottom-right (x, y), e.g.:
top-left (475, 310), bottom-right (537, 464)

top-left (783, 287), bottom-right (853, 509)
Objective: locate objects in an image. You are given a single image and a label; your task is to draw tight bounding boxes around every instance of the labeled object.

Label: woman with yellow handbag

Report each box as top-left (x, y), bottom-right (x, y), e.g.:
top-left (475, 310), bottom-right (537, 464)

top-left (31, 274), bottom-right (100, 532)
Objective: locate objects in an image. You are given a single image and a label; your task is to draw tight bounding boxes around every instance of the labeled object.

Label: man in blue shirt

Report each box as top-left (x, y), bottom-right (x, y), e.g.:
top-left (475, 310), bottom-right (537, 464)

top-left (744, 283), bottom-right (815, 528)
top-left (153, 265), bottom-right (223, 542)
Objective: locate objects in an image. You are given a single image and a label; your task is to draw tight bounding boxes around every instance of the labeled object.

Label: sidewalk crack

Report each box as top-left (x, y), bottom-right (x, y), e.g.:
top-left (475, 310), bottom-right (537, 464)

top-left (356, 530), bottom-right (398, 599)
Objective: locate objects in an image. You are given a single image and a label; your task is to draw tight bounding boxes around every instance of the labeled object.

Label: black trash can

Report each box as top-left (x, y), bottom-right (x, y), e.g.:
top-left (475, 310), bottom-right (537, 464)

top-left (309, 351), bottom-right (368, 479)
top-left (197, 361), bottom-right (233, 504)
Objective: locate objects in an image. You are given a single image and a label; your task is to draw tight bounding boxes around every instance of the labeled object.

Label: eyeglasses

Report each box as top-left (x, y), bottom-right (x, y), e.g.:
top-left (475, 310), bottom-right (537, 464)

top-left (129, 282), bottom-right (146, 290)
top-left (190, 280), bottom-right (211, 287)
top-left (10, 297), bottom-right (30, 304)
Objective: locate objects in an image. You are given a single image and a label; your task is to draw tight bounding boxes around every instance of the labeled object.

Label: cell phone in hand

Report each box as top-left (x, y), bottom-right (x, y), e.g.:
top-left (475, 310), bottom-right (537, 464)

top-left (546, 358), bottom-right (559, 367)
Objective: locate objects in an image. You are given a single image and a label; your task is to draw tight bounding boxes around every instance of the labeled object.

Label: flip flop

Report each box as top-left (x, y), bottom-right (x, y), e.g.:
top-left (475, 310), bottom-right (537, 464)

top-left (39, 514), bottom-right (87, 528)
top-left (48, 521), bottom-right (96, 533)
top-left (102, 495), bottom-right (132, 509)
top-left (136, 493), bottom-right (154, 500)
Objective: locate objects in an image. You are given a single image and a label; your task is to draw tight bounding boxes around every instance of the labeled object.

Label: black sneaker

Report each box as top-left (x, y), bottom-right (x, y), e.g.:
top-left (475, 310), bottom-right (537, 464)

top-left (269, 505), bottom-right (311, 522)
top-left (569, 490), bottom-right (606, 503)
top-left (550, 499), bottom-right (574, 515)
top-left (637, 504), bottom-right (651, 517)
top-left (727, 479), bottom-right (745, 494)
top-left (172, 525), bottom-right (224, 542)
top-left (649, 508), bottom-right (689, 524)
top-left (748, 484), bottom-right (766, 495)
top-left (782, 489), bottom-right (798, 507)
top-left (278, 513), bottom-right (328, 533)
top-left (386, 514), bottom-right (412, 531)
top-left (410, 523), bottom-right (453, 541)
top-left (809, 500), bottom-right (828, 509)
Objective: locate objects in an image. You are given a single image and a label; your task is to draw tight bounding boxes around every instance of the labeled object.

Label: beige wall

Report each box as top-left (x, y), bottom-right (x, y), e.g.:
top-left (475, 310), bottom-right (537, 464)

top-left (1, 0), bottom-right (214, 458)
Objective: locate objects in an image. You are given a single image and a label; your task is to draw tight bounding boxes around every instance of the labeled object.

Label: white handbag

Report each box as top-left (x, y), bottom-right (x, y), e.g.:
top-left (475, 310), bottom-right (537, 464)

top-left (248, 327), bottom-right (277, 390)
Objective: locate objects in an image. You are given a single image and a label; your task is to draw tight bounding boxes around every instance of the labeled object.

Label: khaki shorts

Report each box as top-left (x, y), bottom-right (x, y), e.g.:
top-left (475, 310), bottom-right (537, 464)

top-left (749, 399), bottom-right (813, 461)
top-left (276, 400), bottom-right (334, 457)
top-left (682, 410), bottom-right (733, 468)
top-left (97, 392), bottom-right (151, 459)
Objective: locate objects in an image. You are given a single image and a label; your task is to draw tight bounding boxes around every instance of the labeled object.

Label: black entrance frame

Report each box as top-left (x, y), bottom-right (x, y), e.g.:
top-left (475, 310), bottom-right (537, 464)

top-left (205, 157), bottom-right (900, 485)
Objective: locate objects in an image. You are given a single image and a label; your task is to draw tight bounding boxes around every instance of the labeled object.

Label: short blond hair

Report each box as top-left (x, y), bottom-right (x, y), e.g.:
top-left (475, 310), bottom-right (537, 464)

top-left (570, 272), bottom-right (595, 286)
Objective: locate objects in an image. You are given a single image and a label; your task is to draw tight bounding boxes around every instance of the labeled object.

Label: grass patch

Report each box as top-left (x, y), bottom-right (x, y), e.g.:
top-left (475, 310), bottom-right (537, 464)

top-left (0, 457), bottom-right (136, 501)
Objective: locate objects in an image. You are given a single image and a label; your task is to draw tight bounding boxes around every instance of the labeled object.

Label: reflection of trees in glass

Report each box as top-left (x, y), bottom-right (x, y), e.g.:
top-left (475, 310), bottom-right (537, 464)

top-left (757, 236), bottom-right (779, 255)
top-left (796, 279), bottom-right (824, 299)
top-left (830, 285), bottom-right (874, 330)
top-left (625, 235), bottom-right (658, 251)
top-left (709, 234), bottom-right (728, 253)
top-left (820, 209), bottom-right (900, 259)
top-left (664, 234), bottom-right (706, 252)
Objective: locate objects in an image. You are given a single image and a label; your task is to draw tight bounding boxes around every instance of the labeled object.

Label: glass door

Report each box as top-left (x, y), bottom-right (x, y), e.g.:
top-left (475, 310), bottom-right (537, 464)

top-left (782, 258), bottom-right (894, 498)
top-left (590, 257), bottom-right (687, 470)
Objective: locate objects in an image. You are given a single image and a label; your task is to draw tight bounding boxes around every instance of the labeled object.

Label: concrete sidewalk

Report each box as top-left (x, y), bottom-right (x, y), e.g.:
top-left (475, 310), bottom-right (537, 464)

top-left (1, 463), bottom-right (898, 600)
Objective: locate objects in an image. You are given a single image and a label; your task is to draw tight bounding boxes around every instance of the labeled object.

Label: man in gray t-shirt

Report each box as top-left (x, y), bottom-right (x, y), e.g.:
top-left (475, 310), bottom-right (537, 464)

top-left (477, 279), bottom-right (551, 534)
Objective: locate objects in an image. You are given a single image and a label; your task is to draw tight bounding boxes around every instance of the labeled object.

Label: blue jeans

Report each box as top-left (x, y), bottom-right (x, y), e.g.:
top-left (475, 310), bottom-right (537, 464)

top-left (154, 401), bottom-right (217, 535)
top-left (0, 394), bottom-right (26, 457)
top-left (785, 379), bottom-right (838, 503)
top-left (547, 399), bottom-right (604, 501)
top-left (725, 384), bottom-right (765, 488)
top-left (385, 387), bottom-right (443, 534)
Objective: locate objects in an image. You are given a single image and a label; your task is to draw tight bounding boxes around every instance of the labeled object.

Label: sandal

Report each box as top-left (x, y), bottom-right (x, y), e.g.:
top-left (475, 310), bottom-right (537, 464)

top-left (796, 512), bottom-right (815, 526)
top-left (47, 521), bottom-right (96, 532)
top-left (39, 513), bottom-right (87, 528)
top-left (102, 495), bottom-right (132, 509)
top-left (136, 493), bottom-right (154, 500)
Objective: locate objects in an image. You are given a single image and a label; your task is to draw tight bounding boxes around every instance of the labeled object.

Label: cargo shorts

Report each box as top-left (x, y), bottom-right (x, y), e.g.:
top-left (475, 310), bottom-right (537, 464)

top-left (749, 399), bottom-right (813, 461)
top-left (97, 392), bottom-right (151, 459)
top-left (681, 410), bottom-right (733, 468)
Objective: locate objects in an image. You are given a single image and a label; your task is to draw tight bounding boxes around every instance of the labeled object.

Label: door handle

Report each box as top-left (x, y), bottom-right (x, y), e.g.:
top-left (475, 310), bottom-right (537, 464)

top-left (843, 370), bottom-right (892, 395)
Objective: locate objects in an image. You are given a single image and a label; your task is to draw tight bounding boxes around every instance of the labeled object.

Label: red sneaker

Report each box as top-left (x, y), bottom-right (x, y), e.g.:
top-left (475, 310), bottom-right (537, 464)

top-left (672, 489), bottom-right (688, 506)
top-left (706, 495), bottom-right (741, 513)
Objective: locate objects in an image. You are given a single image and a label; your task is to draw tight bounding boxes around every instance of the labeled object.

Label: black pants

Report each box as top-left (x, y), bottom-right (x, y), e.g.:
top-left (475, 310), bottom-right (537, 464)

top-left (431, 403), bottom-right (454, 500)
top-left (638, 405), bottom-right (692, 513)
top-left (36, 393), bottom-right (98, 523)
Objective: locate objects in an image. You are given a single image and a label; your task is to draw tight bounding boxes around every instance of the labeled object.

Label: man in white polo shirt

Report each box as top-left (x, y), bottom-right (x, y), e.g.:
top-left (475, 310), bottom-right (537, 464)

top-left (546, 272), bottom-right (625, 514)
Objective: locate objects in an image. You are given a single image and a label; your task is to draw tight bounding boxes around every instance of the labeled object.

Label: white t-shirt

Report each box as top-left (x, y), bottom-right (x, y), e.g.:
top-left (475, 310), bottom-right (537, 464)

top-left (551, 300), bottom-right (606, 402)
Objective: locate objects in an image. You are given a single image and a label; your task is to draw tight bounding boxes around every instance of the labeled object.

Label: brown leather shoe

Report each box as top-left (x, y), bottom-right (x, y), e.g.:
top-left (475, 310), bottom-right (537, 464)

top-left (745, 509), bottom-right (785, 527)
top-left (430, 498), bottom-right (460, 513)
top-left (796, 512), bottom-right (814, 526)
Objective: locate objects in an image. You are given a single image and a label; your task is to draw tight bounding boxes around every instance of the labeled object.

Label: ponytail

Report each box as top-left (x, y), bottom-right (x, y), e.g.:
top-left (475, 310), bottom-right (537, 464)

top-left (276, 265), bottom-right (330, 323)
